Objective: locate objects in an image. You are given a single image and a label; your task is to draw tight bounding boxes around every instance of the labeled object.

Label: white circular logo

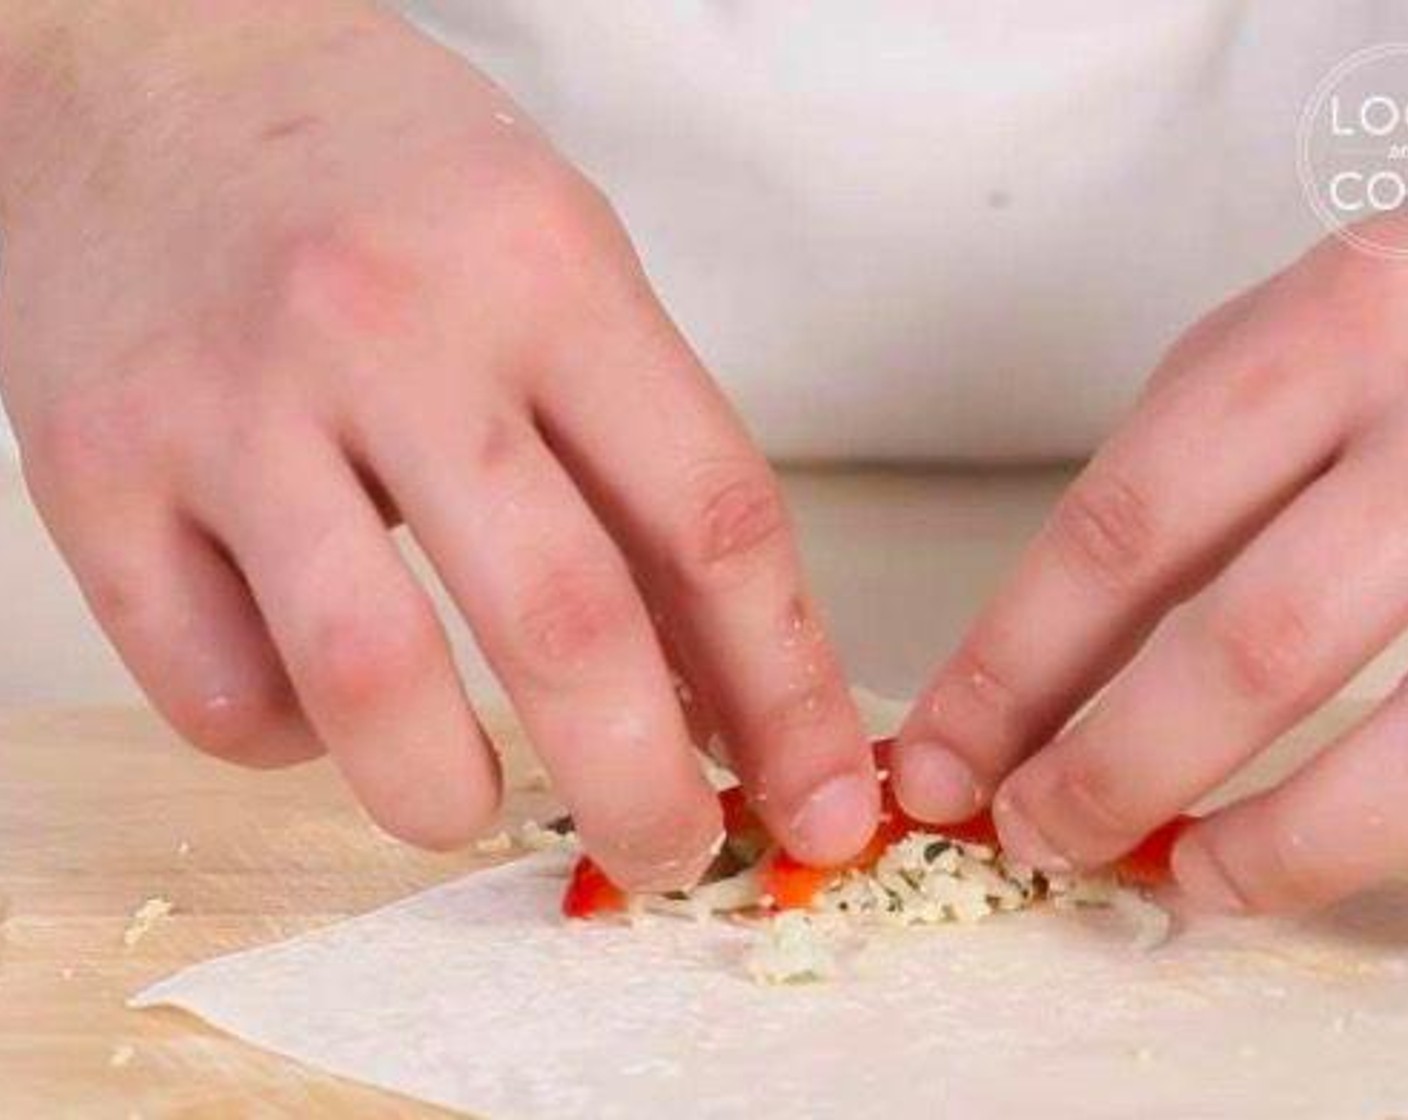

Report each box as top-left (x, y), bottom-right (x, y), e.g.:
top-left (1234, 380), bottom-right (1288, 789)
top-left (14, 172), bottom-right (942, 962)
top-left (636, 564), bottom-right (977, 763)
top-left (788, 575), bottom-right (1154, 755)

top-left (1298, 44), bottom-right (1408, 260)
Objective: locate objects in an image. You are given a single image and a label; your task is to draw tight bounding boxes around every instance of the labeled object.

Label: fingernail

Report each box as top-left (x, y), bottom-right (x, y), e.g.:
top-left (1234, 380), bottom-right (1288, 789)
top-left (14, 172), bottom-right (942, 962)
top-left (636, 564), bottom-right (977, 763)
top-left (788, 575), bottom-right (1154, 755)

top-left (992, 791), bottom-right (1072, 873)
top-left (1170, 835), bottom-right (1248, 915)
top-left (626, 844), bottom-right (718, 894)
top-left (789, 772), bottom-right (878, 865)
top-left (894, 742), bottom-right (982, 822)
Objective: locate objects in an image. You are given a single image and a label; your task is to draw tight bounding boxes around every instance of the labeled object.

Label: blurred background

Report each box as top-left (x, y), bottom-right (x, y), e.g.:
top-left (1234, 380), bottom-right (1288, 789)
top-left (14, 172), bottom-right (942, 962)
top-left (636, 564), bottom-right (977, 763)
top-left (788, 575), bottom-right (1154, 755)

top-left (2, 456), bottom-right (1403, 712)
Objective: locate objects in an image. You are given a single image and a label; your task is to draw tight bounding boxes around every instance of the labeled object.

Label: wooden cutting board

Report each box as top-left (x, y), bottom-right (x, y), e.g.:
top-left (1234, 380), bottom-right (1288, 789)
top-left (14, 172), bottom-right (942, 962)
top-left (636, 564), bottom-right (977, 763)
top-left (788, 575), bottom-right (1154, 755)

top-left (0, 705), bottom-right (556, 1118)
top-left (0, 700), bottom-right (1372, 1117)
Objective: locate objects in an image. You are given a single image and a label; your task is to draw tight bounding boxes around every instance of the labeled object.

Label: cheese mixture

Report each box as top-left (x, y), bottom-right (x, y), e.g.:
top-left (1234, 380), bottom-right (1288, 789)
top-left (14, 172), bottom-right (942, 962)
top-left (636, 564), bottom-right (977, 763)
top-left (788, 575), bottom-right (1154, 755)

top-left (742, 835), bottom-right (1169, 985)
top-left (548, 819), bottom-right (1171, 985)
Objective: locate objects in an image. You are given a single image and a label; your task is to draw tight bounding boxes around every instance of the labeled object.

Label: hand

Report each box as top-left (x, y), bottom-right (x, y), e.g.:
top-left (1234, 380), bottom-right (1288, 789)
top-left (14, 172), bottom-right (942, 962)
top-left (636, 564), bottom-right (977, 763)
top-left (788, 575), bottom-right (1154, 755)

top-left (894, 217), bottom-right (1408, 914)
top-left (0, 2), bottom-right (878, 886)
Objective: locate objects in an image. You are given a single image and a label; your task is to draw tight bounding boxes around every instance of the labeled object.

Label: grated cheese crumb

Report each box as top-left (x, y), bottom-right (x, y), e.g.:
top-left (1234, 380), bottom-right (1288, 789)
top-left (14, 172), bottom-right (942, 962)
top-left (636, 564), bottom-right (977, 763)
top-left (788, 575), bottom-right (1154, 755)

top-left (122, 898), bottom-right (173, 949)
top-left (745, 912), bottom-right (838, 985)
top-left (473, 831), bottom-right (515, 856)
top-left (700, 748), bottom-right (736, 791)
top-left (625, 895), bottom-right (655, 928)
top-left (1048, 873), bottom-right (1119, 909)
top-left (518, 820), bottom-right (578, 853)
top-left (1110, 885), bottom-right (1173, 951)
top-left (109, 1044), bottom-right (135, 1069)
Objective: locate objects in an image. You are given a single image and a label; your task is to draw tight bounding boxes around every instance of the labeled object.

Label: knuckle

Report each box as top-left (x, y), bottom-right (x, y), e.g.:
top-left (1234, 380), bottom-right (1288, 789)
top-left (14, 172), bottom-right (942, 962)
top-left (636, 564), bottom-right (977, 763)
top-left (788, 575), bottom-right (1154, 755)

top-left (206, 393), bottom-right (295, 479)
top-left (1221, 352), bottom-right (1300, 417)
top-left (1351, 210), bottom-right (1408, 251)
top-left (25, 389), bottom-right (145, 498)
top-left (25, 396), bottom-right (109, 489)
top-left (1312, 223), bottom-right (1408, 296)
top-left (270, 226), bottom-right (421, 340)
top-left (1155, 289), bottom-right (1259, 380)
top-left (1046, 470), bottom-right (1159, 593)
top-left (306, 593), bottom-right (442, 711)
top-left (465, 412), bottom-right (527, 476)
top-left (521, 162), bottom-right (618, 250)
top-left (492, 160), bottom-right (624, 296)
top-left (512, 563), bottom-right (635, 679)
top-left (1202, 590), bottom-right (1322, 710)
top-left (22, 336), bottom-right (197, 501)
top-left (672, 465), bottom-right (789, 591)
top-left (1290, 231), bottom-right (1408, 357)
top-left (398, 410), bottom-right (532, 495)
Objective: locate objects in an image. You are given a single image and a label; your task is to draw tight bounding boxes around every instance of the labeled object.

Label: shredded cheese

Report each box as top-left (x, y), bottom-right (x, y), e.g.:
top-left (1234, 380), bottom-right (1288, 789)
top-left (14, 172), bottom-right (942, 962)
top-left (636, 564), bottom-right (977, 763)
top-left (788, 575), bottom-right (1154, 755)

top-left (473, 831), bottom-right (515, 856)
top-left (518, 820), bottom-right (578, 853)
top-left (744, 912), bottom-right (838, 985)
top-left (122, 898), bottom-right (173, 949)
top-left (815, 834), bottom-right (1039, 928)
top-left (1110, 885), bottom-right (1174, 951)
top-left (700, 748), bottom-right (737, 791)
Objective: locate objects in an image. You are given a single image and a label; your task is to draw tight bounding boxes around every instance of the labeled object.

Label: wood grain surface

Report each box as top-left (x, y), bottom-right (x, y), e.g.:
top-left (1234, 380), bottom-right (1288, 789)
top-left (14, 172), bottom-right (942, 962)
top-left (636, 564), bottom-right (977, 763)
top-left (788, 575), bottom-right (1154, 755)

top-left (0, 705), bottom-right (550, 1118)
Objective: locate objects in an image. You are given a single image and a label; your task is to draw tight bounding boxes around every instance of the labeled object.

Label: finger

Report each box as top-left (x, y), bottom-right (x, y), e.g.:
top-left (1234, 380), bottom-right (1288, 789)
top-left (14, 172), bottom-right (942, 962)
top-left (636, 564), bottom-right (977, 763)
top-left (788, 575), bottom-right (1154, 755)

top-left (1173, 681), bottom-right (1408, 914)
top-left (655, 616), bottom-right (722, 755)
top-left (994, 419), bottom-right (1408, 871)
top-left (893, 290), bottom-right (1352, 824)
top-left (373, 414), bottom-right (723, 890)
top-left (1138, 280), bottom-right (1268, 399)
top-left (531, 268), bottom-right (879, 866)
top-left (199, 430), bottom-right (500, 850)
top-left (40, 500), bottom-right (320, 769)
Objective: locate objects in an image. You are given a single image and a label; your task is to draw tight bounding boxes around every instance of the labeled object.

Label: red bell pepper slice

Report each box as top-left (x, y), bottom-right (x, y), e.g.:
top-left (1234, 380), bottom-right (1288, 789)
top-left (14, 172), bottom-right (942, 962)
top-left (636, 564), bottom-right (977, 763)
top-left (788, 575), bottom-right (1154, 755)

top-left (1113, 815), bottom-right (1194, 887)
top-left (560, 736), bottom-right (1193, 918)
top-left (719, 785), bottom-right (768, 848)
top-left (562, 855), bottom-right (627, 919)
top-left (759, 849), bottom-right (837, 911)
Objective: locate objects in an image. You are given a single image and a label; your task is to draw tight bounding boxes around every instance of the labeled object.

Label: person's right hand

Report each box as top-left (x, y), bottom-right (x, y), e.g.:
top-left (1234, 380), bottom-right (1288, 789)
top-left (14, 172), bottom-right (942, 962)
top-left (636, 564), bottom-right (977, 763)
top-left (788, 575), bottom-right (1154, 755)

top-left (0, 2), bottom-right (879, 887)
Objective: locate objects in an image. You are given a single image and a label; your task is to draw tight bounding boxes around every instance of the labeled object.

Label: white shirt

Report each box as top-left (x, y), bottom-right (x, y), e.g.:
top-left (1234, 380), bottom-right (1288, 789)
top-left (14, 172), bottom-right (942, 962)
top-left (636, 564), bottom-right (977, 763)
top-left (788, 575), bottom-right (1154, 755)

top-left (0, 3), bottom-right (1393, 463)
top-left (399, 1), bottom-right (1393, 461)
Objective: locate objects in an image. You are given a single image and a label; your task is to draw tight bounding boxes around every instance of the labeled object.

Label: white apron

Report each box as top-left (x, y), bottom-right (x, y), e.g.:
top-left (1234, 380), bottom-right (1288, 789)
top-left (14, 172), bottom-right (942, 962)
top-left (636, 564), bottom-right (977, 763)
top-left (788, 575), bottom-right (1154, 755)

top-left (399, 1), bottom-right (1396, 461)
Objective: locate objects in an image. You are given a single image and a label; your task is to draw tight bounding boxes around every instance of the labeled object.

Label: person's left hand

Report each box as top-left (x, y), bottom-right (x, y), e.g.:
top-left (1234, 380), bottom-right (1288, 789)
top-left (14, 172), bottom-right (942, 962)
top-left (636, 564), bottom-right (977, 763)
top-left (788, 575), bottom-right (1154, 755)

top-left (893, 216), bottom-right (1408, 915)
